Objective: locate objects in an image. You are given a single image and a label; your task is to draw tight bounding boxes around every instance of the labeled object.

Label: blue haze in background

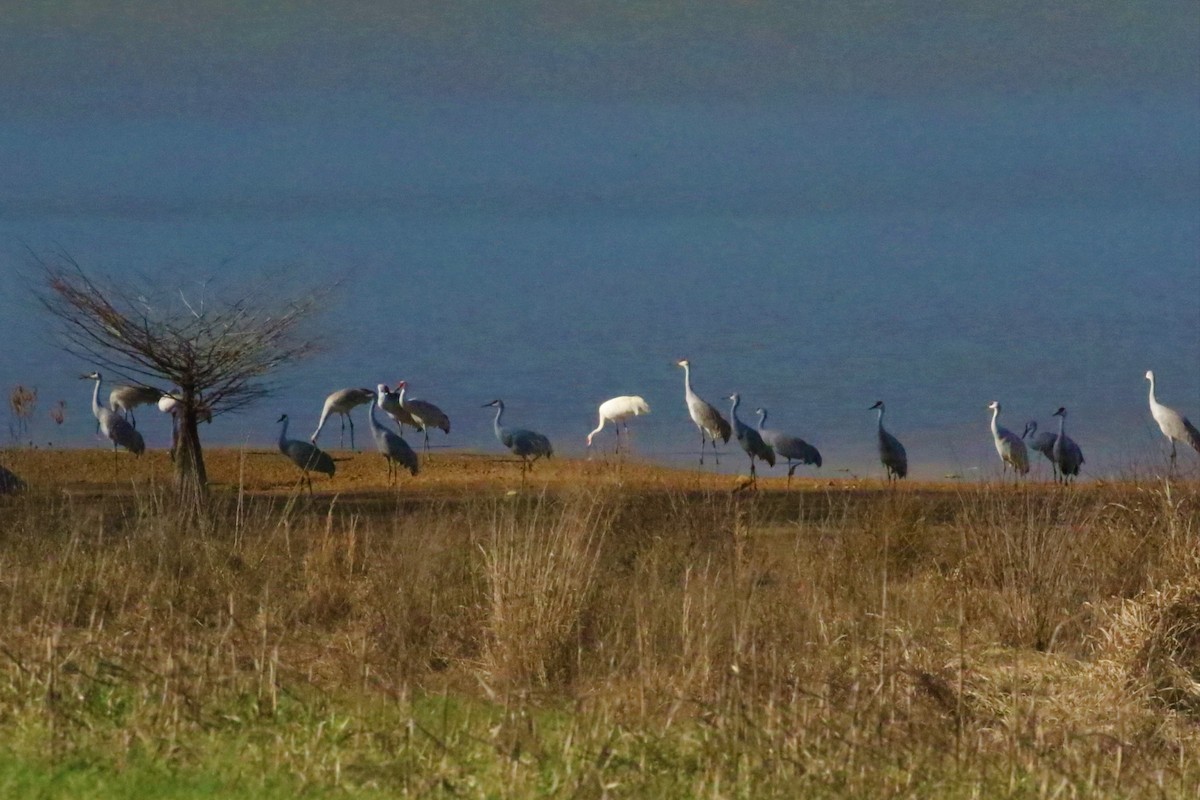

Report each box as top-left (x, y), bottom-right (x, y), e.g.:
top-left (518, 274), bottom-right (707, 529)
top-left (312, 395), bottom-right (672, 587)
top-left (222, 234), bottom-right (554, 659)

top-left (0, 3), bottom-right (1197, 478)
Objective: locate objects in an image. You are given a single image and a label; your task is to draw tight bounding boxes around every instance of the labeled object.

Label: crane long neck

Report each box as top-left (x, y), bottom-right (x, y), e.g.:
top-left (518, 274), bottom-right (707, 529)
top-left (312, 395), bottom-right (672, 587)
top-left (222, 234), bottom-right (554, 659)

top-left (757, 409), bottom-right (768, 430)
top-left (91, 377), bottom-right (103, 417)
top-left (1148, 375), bottom-right (1158, 407)
top-left (990, 406), bottom-right (1000, 436)
top-left (397, 385), bottom-right (407, 407)
top-left (587, 414), bottom-right (605, 442)
top-left (1057, 413), bottom-right (1066, 437)
top-left (279, 416), bottom-right (289, 446)
top-left (729, 395), bottom-right (741, 423)
top-left (493, 403), bottom-right (505, 433)
top-left (877, 406), bottom-right (885, 430)
top-left (682, 364), bottom-right (695, 397)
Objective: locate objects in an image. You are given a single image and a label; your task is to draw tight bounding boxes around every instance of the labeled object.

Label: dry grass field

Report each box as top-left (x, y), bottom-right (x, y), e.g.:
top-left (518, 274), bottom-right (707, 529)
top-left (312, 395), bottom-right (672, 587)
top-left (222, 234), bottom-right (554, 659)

top-left (0, 447), bottom-right (1199, 798)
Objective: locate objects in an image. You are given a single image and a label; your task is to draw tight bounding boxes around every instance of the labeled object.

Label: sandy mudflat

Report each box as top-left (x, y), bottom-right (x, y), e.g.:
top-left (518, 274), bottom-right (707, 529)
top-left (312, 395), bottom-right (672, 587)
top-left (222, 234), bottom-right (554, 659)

top-left (0, 444), bottom-right (1116, 499)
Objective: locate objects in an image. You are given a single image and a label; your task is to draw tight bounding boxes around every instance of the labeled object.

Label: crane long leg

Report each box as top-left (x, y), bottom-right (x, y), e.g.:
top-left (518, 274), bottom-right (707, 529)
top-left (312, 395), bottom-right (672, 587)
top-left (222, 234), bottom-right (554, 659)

top-left (339, 415), bottom-right (346, 449)
top-left (348, 415), bottom-right (355, 452)
top-left (699, 432), bottom-right (706, 465)
top-left (713, 437), bottom-right (721, 465)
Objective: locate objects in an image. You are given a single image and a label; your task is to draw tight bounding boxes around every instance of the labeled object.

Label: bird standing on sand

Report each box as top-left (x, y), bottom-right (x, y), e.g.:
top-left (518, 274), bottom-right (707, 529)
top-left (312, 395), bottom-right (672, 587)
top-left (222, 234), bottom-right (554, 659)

top-left (1145, 370), bottom-right (1200, 470)
top-left (395, 380), bottom-right (451, 452)
top-left (367, 395), bottom-right (419, 484)
top-left (82, 372), bottom-right (145, 461)
top-left (278, 413), bottom-right (335, 494)
top-left (311, 387), bottom-right (375, 451)
top-left (483, 399), bottom-right (553, 477)
top-left (987, 401), bottom-right (1029, 478)
top-left (108, 384), bottom-right (165, 429)
top-left (869, 401), bottom-right (907, 482)
top-left (729, 393), bottom-right (774, 488)
top-left (677, 359), bottom-right (731, 465)
top-left (755, 407), bottom-right (822, 487)
top-left (587, 395), bottom-right (651, 452)
top-left (1050, 406), bottom-right (1084, 483)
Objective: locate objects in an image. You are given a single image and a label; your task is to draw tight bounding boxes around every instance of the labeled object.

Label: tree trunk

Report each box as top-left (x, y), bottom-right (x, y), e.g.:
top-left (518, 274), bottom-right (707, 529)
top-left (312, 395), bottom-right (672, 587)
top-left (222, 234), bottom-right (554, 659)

top-left (173, 391), bottom-right (209, 509)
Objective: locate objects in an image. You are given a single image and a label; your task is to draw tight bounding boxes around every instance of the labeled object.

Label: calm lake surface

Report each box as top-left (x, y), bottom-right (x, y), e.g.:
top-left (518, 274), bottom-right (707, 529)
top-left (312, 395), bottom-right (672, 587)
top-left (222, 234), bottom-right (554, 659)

top-left (1, 93), bottom-right (1197, 479)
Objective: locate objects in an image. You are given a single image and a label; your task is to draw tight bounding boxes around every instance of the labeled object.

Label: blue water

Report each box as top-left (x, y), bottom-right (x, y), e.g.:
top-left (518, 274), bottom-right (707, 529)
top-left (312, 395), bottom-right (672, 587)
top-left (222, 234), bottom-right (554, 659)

top-left (1, 9), bottom-right (1197, 480)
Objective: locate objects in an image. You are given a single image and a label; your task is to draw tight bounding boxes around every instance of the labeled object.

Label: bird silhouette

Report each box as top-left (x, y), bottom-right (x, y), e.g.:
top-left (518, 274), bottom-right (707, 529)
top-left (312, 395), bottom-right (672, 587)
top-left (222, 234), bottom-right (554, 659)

top-left (755, 407), bottom-right (821, 487)
top-left (483, 399), bottom-right (553, 478)
top-left (869, 401), bottom-right (907, 482)
top-left (729, 393), bottom-right (774, 488)
top-left (367, 395), bottom-right (419, 484)
top-left (278, 413), bottom-right (335, 494)
top-left (677, 359), bottom-right (730, 465)
top-left (1050, 407), bottom-right (1085, 483)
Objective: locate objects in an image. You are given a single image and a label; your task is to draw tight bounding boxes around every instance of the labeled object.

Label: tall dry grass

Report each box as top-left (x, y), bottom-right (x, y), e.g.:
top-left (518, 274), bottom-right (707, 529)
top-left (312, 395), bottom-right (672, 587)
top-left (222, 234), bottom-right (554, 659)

top-left (0, 477), bottom-right (1198, 795)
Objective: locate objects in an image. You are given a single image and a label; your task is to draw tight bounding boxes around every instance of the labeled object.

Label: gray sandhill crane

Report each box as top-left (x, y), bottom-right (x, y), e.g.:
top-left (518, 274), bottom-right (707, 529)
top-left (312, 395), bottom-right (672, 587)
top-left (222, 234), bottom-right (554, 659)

top-left (277, 413), bottom-right (335, 494)
top-left (676, 359), bottom-right (731, 465)
top-left (108, 384), bottom-right (165, 429)
top-left (1022, 421), bottom-right (1060, 480)
top-left (586, 395), bottom-right (651, 452)
top-left (729, 393), bottom-right (774, 488)
top-left (1050, 407), bottom-right (1084, 483)
top-left (311, 387), bottom-right (375, 451)
top-left (869, 401), bottom-right (907, 482)
top-left (755, 407), bottom-right (822, 487)
top-left (483, 399), bottom-right (553, 477)
top-left (395, 380), bottom-right (451, 452)
top-left (81, 372), bottom-right (145, 463)
top-left (367, 395), bottom-right (419, 484)
top-left (1145, 370), bottom-right (1200, 469)
top-left (987, 401), bottom-right (1029, 478)
top-left (377, 384), bottom-right (419, 432)
top-left (1023, 420), bottom-right (1082, 483)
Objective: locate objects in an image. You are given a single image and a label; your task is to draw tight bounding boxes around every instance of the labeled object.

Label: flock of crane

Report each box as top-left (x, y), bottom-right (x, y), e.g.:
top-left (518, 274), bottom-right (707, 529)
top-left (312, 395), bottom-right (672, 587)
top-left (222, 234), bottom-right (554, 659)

top-left (0, 364), bottom-right (1196, 496)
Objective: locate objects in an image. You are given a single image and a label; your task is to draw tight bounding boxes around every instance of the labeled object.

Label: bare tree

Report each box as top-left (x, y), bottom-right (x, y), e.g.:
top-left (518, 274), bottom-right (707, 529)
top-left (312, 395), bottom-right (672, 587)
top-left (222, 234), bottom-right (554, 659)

top-left (37, 253), bottom-right (327, 506)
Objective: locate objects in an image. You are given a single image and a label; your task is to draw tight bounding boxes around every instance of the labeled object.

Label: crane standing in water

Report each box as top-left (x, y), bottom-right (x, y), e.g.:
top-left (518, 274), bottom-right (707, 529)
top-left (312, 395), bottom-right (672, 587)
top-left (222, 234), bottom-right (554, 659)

top-left (586, 395), bottom-right (651, 453)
